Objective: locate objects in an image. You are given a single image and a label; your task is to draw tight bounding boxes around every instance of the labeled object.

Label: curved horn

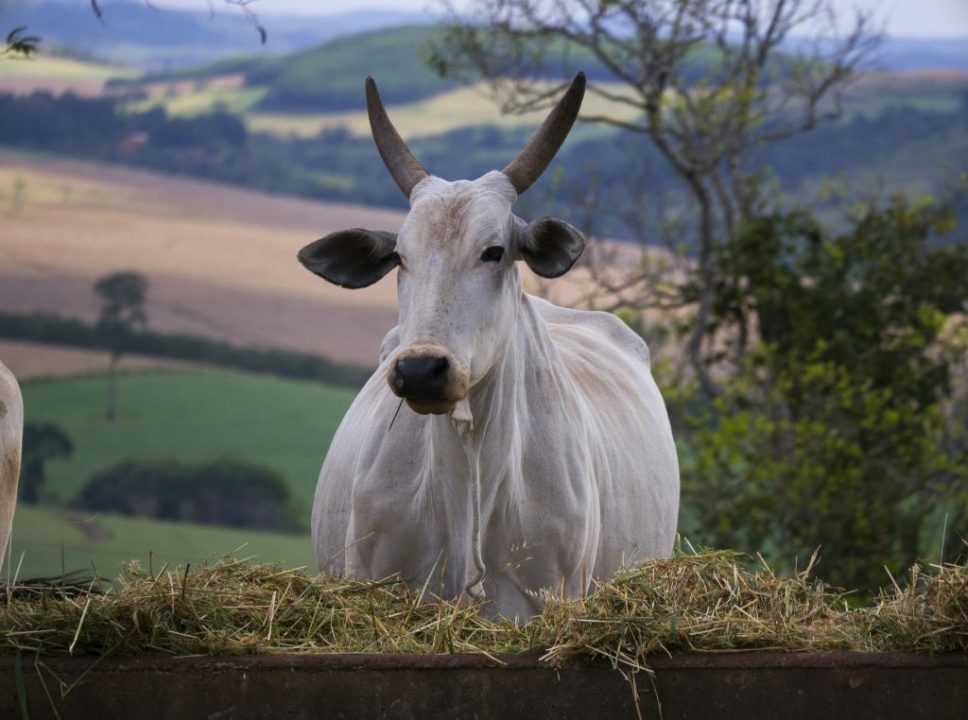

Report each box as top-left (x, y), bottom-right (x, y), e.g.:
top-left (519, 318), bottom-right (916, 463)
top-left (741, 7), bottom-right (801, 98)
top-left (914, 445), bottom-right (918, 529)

top-left (366, 76), bottom-right (429, 198)
top-left (502, 72), bottom-right (586, 196)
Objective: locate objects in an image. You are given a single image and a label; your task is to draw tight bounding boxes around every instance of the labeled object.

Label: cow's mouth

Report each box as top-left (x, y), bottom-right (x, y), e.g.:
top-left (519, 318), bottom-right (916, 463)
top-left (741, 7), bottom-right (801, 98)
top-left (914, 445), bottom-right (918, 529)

top-left (405, 397), bottom-right (457, 415)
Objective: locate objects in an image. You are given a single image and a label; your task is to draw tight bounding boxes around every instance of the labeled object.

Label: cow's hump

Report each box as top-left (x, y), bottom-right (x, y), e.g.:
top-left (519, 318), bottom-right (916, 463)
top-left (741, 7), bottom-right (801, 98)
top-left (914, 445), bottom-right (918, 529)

top-left (529, 294), bottom-right (650, 367)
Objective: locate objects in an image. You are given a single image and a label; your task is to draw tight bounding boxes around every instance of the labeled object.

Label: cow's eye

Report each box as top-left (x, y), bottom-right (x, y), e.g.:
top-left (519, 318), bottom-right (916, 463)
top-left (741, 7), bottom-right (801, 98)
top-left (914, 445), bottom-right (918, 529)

top-left (480, 246), bottom-right (505, 262)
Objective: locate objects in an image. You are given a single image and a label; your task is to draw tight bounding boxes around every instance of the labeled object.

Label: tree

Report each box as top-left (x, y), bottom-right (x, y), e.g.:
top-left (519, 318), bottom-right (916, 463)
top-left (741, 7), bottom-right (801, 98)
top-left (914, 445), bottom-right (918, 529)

top-left (434, 0), bottom-right (879, 395)
top-left (94, 271), bottom-right (148, 421)
top-left (20, 422), bottom-right (73, 504)
top-left (74, 458), bottom-right (301, 532)
top-left (1, 27), bottom-right (39, 59)
top-left (680, 195), bottom-right (968, 591)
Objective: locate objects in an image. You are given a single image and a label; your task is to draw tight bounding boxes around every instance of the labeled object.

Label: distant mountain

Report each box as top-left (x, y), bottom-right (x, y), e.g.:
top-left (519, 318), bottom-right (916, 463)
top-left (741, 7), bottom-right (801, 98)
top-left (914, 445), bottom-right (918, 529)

top-left (877, 37), bottom-right (968, 71)
top-left (0, 1), bottom-right (436, 69)
top-left (130, 24), bottom-right (734, 113)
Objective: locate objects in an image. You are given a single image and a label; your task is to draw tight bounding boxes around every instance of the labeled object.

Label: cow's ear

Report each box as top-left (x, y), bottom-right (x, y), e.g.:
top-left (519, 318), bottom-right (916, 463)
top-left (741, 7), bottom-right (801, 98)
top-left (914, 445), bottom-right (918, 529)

top-left (515, 217), bottom-right (585, 278)
top-left (298, 229), bottom-right (399, 289)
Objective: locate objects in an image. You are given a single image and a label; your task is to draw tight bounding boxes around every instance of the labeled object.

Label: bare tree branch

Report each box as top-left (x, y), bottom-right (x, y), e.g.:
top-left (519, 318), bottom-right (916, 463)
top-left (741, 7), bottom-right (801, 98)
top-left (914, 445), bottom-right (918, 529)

top-left (435, 0), bottom-right (880, 395)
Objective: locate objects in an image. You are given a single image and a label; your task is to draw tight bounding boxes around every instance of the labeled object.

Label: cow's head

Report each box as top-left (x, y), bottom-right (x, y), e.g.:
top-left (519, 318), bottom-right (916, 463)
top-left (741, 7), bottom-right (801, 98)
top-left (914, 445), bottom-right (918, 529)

top-left (299, 74), bottom-right (586, 415)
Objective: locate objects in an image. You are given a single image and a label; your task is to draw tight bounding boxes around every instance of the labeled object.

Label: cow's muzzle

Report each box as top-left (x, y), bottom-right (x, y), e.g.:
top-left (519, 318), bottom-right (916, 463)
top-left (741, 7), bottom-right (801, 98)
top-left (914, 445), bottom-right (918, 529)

top-left (387, 344), bottom-right (469, 415)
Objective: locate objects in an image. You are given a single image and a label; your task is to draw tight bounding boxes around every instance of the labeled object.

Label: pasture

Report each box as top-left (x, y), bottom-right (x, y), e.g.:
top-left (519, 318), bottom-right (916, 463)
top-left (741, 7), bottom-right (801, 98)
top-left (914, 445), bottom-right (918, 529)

top-left (6, 506), bottom-right (314, 580)
top-left (19, 369), bottom-right (355, 513)
top-left (126, 75), bottom-right (267, 117)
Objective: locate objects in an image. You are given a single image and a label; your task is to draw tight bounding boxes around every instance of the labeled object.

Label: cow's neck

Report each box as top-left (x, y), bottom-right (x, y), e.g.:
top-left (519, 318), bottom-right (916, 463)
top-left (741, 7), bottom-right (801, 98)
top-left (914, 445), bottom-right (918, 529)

top-left (433, 292), bottom-right (551, 449)
top-left (426, 293), bottom-right (561, 597)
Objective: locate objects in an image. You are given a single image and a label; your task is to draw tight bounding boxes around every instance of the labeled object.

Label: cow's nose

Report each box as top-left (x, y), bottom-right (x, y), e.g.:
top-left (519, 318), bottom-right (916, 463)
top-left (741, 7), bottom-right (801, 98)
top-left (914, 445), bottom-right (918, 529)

top-left (393, 355), bottom-right (449, 398)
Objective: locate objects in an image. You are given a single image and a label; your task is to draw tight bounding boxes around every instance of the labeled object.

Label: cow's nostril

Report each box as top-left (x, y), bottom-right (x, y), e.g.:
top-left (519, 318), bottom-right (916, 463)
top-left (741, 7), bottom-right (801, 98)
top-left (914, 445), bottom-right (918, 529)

top-left (428, 356), bottom-right (448, 376)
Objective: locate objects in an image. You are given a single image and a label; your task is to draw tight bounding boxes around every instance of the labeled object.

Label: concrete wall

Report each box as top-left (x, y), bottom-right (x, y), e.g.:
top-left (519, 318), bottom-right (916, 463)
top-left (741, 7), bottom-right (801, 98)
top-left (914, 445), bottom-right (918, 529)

top-left (2, 652), bottom-right (966, 719)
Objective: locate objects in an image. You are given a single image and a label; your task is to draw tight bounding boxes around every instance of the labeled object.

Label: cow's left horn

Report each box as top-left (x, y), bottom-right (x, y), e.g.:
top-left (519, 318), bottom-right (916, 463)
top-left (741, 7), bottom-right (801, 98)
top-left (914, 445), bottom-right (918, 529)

top-left (502, 72), bottom-right (586, 196)
top-left (366, 76), bottom-right (429, 199)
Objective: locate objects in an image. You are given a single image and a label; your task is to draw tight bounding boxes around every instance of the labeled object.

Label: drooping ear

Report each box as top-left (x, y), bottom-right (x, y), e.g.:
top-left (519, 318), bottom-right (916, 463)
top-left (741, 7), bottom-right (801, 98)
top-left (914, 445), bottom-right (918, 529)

top-left (298, 229), bottom-right (399, 289)
top-left (515, 217), bottom-right (585, 278)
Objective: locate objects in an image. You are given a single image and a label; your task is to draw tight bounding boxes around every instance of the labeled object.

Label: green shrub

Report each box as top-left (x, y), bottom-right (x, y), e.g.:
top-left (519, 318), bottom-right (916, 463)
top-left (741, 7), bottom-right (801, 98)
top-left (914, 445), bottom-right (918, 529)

top-left (73, 458), bottom-right (302, 532)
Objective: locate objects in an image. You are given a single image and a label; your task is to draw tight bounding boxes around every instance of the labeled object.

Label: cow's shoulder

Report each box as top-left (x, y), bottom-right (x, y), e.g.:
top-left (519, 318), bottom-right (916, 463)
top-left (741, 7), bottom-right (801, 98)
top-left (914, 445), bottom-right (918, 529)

top-left (527, 294), bottom-right (650, 367)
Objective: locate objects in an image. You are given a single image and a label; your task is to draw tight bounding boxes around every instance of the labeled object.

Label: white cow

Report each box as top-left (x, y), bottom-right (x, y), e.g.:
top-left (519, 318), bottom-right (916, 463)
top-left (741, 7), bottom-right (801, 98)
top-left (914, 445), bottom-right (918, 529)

top-left (0, 360), bottom-right (24, 572)
top-left (300, 73), bottom-right (679, 619)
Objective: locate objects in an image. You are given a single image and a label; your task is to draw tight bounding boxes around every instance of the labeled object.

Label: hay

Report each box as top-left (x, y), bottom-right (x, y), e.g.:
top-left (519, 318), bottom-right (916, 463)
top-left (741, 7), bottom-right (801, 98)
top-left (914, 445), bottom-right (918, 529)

top-left (538, 550), bottom-right (856, 674)
top-left (1, 558), bottom-right (529, 658)
top-left (2, 550), bottom-right (966, 670)
top-left (864, 562), bottom-right (968, 653)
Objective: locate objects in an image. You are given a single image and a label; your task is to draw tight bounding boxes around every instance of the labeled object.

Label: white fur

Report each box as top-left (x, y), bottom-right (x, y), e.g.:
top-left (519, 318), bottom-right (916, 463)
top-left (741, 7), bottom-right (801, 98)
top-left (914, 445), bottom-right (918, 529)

top-left (312, 172), bottom-right (679, 619)
top-left (0, 361), bottom-right (24, 572)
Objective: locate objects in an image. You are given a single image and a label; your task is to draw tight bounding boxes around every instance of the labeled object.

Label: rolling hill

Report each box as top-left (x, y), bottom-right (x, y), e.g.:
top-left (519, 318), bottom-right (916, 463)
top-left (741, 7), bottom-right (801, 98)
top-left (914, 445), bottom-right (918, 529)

top-left (0, 151), bottom-right (402, 366)
top-left (0, 1), bottom-right (435, 69)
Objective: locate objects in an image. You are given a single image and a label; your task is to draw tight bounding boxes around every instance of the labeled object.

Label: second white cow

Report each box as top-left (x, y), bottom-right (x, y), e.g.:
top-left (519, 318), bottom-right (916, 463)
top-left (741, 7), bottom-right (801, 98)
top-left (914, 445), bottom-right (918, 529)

top-left (0, 360), bottom-right (23, 572)
top-left (301, 73), bottom-right (679, 619)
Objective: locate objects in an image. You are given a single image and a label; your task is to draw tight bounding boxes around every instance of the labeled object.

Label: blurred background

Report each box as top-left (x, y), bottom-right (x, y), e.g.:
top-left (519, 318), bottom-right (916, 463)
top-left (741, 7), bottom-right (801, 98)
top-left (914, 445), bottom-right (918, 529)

top-left (0, 0), bottom-right (965, 593)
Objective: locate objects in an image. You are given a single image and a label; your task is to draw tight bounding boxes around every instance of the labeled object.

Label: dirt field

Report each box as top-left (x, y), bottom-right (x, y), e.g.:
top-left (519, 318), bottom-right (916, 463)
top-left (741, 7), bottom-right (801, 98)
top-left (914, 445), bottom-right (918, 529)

top-left (0, 151), bottom-right (403, 366)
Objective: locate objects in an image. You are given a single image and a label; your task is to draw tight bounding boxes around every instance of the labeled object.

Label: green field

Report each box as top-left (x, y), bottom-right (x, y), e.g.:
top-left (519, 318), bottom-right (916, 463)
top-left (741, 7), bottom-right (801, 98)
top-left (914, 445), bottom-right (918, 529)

top-left (0, 55), bottom-right (135, 81)
top-left (6, 505), bottom-right (315, 580)
top-left (21, 369), bottom-right (357, 515)
top-left (245, 81), bottom-right (639, 139)
top-left (127, 84), bottom-right (267, 117)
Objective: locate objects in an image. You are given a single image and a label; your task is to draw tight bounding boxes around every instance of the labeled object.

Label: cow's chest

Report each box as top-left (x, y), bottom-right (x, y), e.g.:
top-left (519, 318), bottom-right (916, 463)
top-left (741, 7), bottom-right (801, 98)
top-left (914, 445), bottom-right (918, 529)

top-left (346, 426), bottom-right (599, 605)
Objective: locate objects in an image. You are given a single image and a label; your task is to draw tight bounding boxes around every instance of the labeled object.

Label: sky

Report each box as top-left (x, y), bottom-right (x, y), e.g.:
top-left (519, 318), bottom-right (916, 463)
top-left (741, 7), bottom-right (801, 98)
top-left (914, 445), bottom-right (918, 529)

top-left (96, 0), bottom-right (968, 37)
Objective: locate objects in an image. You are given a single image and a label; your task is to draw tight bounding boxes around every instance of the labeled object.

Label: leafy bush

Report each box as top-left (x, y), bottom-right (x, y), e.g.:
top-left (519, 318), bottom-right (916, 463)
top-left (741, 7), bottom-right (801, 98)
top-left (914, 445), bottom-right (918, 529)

top-left (74, 459), bottom-right (302, 532)
top-left (678, 196), bottom-right (968, 592)
top-left (20, 422), bottom-right (73, 505)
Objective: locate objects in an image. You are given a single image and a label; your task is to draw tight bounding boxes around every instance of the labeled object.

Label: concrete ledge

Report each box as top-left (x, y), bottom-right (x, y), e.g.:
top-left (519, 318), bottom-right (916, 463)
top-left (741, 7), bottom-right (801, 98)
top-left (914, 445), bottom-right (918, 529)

top-left (2, 652), bottom-right (966, 719)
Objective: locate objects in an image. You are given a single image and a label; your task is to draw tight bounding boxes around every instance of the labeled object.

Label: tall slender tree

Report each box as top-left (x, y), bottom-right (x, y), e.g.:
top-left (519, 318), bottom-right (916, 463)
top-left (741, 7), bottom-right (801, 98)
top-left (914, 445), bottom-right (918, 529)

top-left (94, 272), bottom-right (148, 421)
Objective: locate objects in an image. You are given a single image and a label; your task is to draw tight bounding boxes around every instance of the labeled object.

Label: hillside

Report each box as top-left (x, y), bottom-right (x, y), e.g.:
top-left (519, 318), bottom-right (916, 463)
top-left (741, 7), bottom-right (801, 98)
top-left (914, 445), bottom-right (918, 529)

top-left (3, 24), bottom-right (967, 241)
top-left (0, 1), bottom-right (435, 69)
top-left (124, 25), bottom-right (461, 113)
top-left (0, 151), bottom-right (402, 365)
top-left (249, 25), bottom-right (459, 112)
top-left (129, 24), bottom-right (725, 114)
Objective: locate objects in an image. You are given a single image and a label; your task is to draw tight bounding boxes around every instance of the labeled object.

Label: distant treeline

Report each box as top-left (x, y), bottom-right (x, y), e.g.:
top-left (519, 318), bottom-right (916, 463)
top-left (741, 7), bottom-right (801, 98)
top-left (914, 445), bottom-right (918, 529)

top-left (0, 312), bottom-right (372, 388)
top-left (1, 90), bottom-right (967, 238)
top-left (74, 458), bottom-right (303, 532)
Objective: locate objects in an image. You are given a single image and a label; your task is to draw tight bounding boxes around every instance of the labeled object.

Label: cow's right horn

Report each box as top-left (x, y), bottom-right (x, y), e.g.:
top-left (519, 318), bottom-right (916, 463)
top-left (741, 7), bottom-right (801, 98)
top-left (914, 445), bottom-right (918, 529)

top-left (502, 72), bottom-right (586, 196)
top-left (366, 76), bottom-right (429, 199)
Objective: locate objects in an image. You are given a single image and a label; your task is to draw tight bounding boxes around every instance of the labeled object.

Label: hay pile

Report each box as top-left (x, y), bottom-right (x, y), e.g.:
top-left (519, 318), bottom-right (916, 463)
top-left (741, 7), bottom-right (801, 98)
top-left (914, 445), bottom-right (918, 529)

top-left (2, 551), bottom-right (966, 672)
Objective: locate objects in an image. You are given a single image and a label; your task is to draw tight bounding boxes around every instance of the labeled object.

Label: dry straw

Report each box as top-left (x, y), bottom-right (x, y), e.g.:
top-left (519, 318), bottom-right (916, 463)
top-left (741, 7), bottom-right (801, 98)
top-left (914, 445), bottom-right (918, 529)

top-left (2, 549), bottom-right (966, 673)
